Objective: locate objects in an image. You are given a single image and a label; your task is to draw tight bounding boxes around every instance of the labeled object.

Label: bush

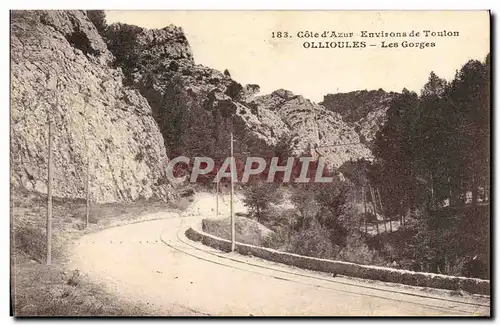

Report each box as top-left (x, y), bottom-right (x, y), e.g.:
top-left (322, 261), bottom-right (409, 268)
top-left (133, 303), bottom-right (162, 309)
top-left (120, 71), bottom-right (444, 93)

top-left (134, 151), bottom-right (145, 162)
top-left (242, 182), bottom-right (283, 223)
top-left (86, 10), bottom-right (107, 38)
top-left (262, 230), bottom-right (287, 250)
top-left (225, 81), bottom-right (244, 101)
top-left (202, 217), bottom-right (275, 246)
top-left (287, 220), bottom-right (339, 259)
top-left (339, 236), bottom-right (384, 265)
top-left (105, 23), bottom-right (143, 77)
top-left (13, 223), bottom-right (46, 262)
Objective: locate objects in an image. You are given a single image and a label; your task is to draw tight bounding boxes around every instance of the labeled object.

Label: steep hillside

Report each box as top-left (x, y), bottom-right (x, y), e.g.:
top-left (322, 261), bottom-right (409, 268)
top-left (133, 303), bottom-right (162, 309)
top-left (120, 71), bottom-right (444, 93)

top-left (252, 90), bottom-right (372, 167)
top-left (106, 23), bottom-right (370, 168)
top-left (321, 90), bottom-right (397, 145)
top-left (11, 11), bottom-right (174, 202)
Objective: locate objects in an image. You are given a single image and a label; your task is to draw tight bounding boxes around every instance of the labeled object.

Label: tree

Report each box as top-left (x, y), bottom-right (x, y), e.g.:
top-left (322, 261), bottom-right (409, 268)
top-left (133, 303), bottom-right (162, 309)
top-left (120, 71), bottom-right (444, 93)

top-left (86, 10), bottom-right (107, 38)
top-left (446, 59), bottom-right (489, 206)
top-left (415, 71), bottom-right (449, 206)
top-left (369, 56), bottom-right (490, 277)
top-left (373, 88), bottom-right (420, 216)
top-left (420, 71), bottom-right (447, 98)
top-left (242, 182), bottom-right (283, 223)
top-left (105, 23), bottom-right (143, 80)
top-left (225, 80), bottom-right (244, 101)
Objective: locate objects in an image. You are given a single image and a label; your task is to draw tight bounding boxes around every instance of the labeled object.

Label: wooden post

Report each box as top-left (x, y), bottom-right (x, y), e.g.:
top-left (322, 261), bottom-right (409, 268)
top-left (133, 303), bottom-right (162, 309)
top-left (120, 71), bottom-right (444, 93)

top-left (84, 92), bottom-right (90, 228)
top-left (85, 155), bottom-right (90, 228)
top-left (46, 119), bottom-right (53, 265)
top-left (230, 132), bottom-right (235, 252)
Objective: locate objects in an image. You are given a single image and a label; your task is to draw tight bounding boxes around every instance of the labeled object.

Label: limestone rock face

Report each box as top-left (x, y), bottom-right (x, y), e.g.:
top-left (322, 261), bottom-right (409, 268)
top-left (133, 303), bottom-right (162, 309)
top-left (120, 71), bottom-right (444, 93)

top-left (107, 23), bottom-right (372, 168)
top-left (253, 90), bottom-right (372, 168)
top-left (106, 23), bottom-right (279, 159)
top-left (11, 11), bottom-right (174, 202)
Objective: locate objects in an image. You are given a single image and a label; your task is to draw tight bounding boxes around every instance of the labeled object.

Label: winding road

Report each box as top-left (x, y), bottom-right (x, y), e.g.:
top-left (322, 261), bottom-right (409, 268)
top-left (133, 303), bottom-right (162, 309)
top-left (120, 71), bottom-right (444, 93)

top-left (69, 195), bottom-right (490, 316)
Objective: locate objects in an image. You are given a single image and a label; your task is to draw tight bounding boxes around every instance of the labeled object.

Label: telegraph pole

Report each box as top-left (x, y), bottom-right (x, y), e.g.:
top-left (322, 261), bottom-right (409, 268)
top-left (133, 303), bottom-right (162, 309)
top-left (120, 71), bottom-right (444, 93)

top-left (85, 154), bottom-right (90, 228)
top-left (84, 94), bottom-right (90, 229)
top-left (46, 111), bottom-right (53, 265)
top-left (230, 132), bottom-right (235, 252)
top-left (46, 77), bottom-right (59, 265)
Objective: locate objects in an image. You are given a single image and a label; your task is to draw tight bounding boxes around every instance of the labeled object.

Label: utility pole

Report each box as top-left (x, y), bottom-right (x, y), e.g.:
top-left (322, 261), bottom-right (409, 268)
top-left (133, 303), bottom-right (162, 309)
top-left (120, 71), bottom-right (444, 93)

top-left (230, 132), bottom-right (235, 252)
top-left (84, 93), bottom-right (90, 229)
top-left (46, 118), bottom-right (53, 265)
top-left (46, 77), bottom-right (59, 265)
top-left (85, 154), bottom-right (90, 228)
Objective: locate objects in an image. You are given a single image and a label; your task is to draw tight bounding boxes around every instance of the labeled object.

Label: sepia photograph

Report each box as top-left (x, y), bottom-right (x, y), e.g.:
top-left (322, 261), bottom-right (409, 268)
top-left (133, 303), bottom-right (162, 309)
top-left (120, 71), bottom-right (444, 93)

top-left (10, 9), bottom-right (490, 316)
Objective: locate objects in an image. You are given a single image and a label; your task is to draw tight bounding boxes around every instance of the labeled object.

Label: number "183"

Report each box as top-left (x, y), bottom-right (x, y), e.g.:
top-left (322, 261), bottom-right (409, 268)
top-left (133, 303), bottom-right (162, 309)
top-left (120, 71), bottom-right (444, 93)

top-left (271, 32), bottom-right (290, 38)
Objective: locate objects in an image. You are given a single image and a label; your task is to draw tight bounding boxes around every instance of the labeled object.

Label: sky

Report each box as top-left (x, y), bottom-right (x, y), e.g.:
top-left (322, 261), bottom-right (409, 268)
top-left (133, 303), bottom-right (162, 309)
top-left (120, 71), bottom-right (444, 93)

top-left (105, 11), bottom-right (490, 102)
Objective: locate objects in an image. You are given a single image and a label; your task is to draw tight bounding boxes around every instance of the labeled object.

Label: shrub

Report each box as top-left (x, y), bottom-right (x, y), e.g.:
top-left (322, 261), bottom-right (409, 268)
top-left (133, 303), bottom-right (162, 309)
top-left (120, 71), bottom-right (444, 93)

top-left (13, 223), bottom-right (46, 262)
top-left (67, 270), bottom-right (82, 287)
top-left (134, 151), bottom-right (144, 162)
top-left (202, 217), bottom-right (274, 247)
top-left (262, 230), bottom-right (287, 250)
top-left (249, 102), bottom-right (258, 115)
top-left (242, 182), bottom-right (283, 223)
top-left (287, 220), bottom-right (339, 259)
top-left (86, 10), bottom-right (107, 38)
top-left (225, 81), bottom-right (244, 101)
top-left (338, 236), bottom-right (384, 265)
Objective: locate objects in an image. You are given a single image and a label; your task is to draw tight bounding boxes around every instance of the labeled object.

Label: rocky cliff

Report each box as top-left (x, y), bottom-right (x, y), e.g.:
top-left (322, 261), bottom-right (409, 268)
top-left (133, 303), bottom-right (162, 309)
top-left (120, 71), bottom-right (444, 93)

top-left (252, 90), bottom-right (372, 167)
top-left (106, 23), bottom-right (371, 168)
top-left (105, 23), bottom-right (281, 160)
top-left (11, 11), bottom-right (174, 202)
top-left (11, 10), bottom-right (380, 201)
top-left (321, 90), bottom-right (397, 146)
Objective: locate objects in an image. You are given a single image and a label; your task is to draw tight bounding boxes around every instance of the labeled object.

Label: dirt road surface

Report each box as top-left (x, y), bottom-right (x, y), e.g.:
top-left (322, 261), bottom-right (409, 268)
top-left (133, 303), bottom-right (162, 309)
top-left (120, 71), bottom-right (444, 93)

top-left (69, 193), bottom-right (490, 316)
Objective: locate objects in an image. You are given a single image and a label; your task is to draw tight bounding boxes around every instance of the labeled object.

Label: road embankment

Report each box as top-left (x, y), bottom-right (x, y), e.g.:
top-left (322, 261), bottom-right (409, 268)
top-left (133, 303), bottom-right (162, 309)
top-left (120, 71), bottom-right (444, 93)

top-left (185, 223), bottom-right (490, 295)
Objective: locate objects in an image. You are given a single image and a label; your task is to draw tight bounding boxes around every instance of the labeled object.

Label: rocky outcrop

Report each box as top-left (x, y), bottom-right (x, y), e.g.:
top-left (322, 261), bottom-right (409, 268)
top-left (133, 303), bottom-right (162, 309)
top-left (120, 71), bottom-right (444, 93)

top-left (107, 23), bottom-right (371, 168)
top-left (252, 90), bottom-right (372, 167)
top-left (11, 11), bottom-right (174, 202)
top-left (321, 90), bottom-right (397, 146)
top-left (105, 23), bottom-right (279, 161)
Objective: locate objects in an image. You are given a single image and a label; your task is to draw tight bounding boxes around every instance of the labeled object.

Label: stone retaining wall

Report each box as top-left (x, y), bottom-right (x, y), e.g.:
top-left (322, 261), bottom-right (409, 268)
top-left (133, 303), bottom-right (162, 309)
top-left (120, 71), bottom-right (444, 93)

top-left (185, 225), bottom-right (490, 295)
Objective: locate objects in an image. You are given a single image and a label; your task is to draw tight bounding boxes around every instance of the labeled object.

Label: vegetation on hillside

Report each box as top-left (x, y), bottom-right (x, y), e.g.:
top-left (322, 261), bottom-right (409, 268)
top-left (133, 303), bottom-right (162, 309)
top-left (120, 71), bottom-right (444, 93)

top-left (236, 56), bottom-right (490, 279)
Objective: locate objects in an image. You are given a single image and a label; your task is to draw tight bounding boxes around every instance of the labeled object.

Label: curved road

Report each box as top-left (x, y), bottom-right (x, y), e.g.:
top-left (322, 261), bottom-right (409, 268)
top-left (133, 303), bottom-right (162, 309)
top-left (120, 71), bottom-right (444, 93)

top-left (69, 212), bottom-right (490, 316)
